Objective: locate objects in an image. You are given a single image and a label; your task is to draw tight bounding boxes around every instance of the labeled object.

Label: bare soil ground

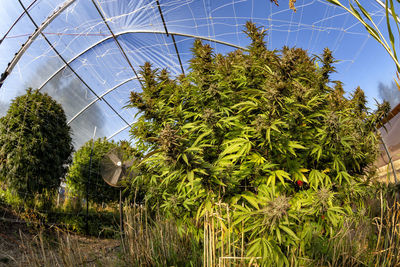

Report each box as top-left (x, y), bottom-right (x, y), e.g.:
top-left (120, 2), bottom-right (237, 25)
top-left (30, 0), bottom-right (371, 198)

top-left (0, 205), bottom-right (121, 266)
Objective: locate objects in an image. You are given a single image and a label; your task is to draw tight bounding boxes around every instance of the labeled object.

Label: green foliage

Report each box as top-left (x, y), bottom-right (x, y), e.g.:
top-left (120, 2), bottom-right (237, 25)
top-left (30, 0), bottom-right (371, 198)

top-left (0, 88), bottom-right (73, 203)
top-left (47, 209), bottom-right (118, 237)
top-left (0, 183), bottom-right (24, 207)
top-left (127, 22), bottom-right (387, 263)
top-left (66, 138), bottom-right (119, 204)
top-left (66, 138), bottom-right (139, 204)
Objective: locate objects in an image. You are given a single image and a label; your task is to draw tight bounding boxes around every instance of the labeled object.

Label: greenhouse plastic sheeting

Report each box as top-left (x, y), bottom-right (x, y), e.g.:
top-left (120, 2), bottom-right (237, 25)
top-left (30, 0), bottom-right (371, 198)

top-left (379, 112), bottom-right (400, 165)
top-left (0, 0), bottom-right (397, 148)
top-left (377, 109), bottom-right (400, 182)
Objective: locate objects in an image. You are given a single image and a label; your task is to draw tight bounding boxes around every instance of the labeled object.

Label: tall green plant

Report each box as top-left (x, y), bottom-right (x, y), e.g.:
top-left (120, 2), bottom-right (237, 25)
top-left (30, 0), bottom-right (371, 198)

top-left (127, 22), bottom-right (387, 264)
top-left (0, 88), bottom-right (73, 204)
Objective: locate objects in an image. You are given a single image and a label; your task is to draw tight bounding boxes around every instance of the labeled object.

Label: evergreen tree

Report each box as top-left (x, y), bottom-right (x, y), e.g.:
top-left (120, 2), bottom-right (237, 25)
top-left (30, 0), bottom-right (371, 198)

top-left (0, 89), bottom-right (73, 203)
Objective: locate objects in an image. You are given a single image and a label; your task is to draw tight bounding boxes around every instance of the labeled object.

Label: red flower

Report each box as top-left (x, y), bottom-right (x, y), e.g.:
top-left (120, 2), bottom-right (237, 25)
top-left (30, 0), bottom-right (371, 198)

top-left (296, 180), bottom-right (304, 187)
top-left (321, 215), bottom-right (325, 220)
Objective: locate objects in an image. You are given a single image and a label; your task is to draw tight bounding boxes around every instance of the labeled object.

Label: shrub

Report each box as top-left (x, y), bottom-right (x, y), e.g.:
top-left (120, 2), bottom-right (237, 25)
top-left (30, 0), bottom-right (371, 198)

top-left (47, 209), bottom-right (119, 237)
top-left (0, 88), bottom-right (73, 205)
top-left (66, 138), bottom-right (120, 204)
top-left (66, 139), bottom-right (139, 205)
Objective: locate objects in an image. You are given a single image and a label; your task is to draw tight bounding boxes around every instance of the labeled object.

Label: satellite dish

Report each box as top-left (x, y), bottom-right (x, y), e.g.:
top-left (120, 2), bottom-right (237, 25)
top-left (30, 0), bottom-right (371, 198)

top-left (100, 147), bottom-right (135, 188)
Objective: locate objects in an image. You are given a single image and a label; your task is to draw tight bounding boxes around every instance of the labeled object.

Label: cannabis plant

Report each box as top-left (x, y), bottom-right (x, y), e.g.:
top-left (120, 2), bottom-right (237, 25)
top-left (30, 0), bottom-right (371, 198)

top-left (0, 88), bottom-right (73, 205)
top-left (127, 22), bottom-right (387, 264)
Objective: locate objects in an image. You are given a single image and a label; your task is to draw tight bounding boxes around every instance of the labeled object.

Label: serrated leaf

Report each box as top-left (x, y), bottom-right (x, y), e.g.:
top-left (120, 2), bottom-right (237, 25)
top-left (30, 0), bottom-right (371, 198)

top-left (184, 147), bottom-right (202, 152)
top-left (288, 141), bottom-right (306, 150)
top-left (187, 170), bottom-right (194, 182)
top-left (241, 192), bottom-right (259, 209)
top-left (279, 225), bottom-right (299, 241)
top-left (250, 153), bottom-right (266, 165)
top-left (267, 173), bottom-right (276, 187)
top-left (275, 170), bottom-right (290, 185)
top-left (220, 142), bottom-right (243, 157)
top-left (182, 153), bottom-right (189, 165)
top-left (192, 130), bottom-right (212, 147)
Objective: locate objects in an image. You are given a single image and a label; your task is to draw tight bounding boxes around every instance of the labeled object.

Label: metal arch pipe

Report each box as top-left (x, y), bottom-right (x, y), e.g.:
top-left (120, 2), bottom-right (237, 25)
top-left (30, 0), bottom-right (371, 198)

top-left (0, 0), bottom-right (246, 144)
top-left (67, 77), bottom-right (136, 125)
top-left (17, 0), bottom-right (130, 127)
top-left (91, 0), bottom-right (142, 87)
top-left (0, 0), bottom-right (246, 89)
top-left (106, 121), bottom-right (135, 141)
top-left (37, 29), bottom-right (246, 91)
top-left (0, 0), bottom-right (76, 88)
top-left (0, 0), bottom-right (38, 45)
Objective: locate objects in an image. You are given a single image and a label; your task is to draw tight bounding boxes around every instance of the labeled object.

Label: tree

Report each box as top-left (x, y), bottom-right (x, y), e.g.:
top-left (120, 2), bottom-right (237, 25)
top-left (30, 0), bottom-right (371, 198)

top-left (127, 22), bottom-right (387, 263)
top-left (66, 138), bottom-right (137, 204)
top-left (0, 88), bottom-right (73, 203)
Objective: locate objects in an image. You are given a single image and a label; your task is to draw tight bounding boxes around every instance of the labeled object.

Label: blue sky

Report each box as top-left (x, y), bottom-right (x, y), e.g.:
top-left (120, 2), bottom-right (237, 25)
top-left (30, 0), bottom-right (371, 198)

top-left (0, 0), bottom-right (398, 146)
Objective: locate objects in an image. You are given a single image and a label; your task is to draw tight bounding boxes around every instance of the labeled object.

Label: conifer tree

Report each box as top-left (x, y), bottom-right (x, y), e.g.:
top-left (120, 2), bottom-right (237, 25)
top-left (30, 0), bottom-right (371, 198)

top-left (0, 89), bottom-right (73, 204)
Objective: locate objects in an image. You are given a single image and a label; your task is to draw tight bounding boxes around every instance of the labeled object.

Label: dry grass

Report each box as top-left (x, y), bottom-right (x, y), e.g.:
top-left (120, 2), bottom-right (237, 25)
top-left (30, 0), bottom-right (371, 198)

top-left (122, 204), bottom-right (202, 266)
top-left (0, 202), bottom-right (202, 267)
top-left (0, 208), bottom-right (120, 267)
top-left (0, 229), bottom-right (120, 267)
top-left (3, 188), bottom-right (400, 266)
top-left (311, 191), bottom-right (400, 266)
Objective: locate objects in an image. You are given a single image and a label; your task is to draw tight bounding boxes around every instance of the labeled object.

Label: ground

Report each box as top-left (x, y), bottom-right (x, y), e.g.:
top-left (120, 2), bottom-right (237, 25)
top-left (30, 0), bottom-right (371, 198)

top-left (0, 204), bottom-right (121, 266)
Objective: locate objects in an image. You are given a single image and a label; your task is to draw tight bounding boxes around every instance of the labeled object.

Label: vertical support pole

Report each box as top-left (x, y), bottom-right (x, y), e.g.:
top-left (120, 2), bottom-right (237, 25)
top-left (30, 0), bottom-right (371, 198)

top-left (119, 187), bottom-right (127, 254)
top-left (381, 136), bottom-right (398, 184)
top-left (86, 126), bottom-right (97, 235)
top-left (120, 188), bottom-right (124, 235)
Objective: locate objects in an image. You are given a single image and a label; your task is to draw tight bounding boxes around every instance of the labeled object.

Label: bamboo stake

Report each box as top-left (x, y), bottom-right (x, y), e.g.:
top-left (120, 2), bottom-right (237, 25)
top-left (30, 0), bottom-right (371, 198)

top-left (213, 213), bottom-right (216, 267)
top-left (241, 202), bottom-right (245, 266)
top-left (376, 190), bottom-right (384, 251)
top-left (209, 213), bottom-right (212, 267)
top-left (204, 212), bottom-right (208, 267)
top-left (227, 205), bottom-right (231, 267)
top-left (220, 203), bottom-right (224, 267)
